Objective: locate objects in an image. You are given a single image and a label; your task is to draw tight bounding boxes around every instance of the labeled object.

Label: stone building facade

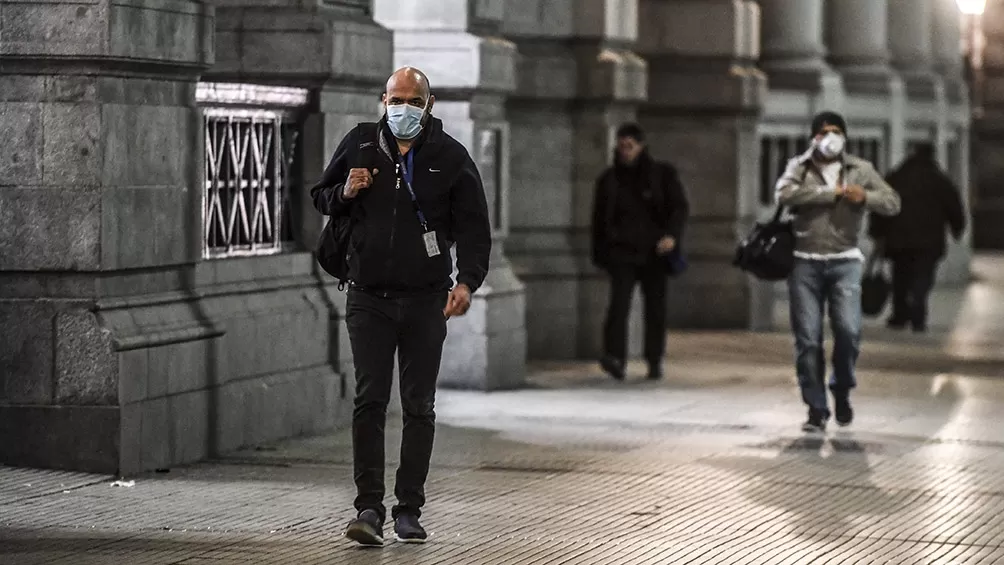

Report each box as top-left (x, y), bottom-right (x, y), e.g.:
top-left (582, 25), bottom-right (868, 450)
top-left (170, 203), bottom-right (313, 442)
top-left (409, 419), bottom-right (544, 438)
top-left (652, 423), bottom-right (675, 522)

top-left (0, 0), bottom-right (973, 474)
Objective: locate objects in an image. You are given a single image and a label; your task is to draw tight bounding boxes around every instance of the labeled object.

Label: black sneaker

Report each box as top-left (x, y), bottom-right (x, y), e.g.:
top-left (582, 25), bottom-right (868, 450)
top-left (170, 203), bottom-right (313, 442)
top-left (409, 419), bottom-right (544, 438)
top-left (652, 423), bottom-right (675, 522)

top-left (834, 395), bottom-right (854, 427)
top-left (394, 513), bottom-right (427, 544)
top-left (886, 318), bottom-right (907, 330)
top-left (801, 410), bottom-right (827, 433)
top-left (345, 509), bottom-right (384, 547)
top-left (600, 356), bottom-right (626, 381)
top-left (646, 362), bottom-right (663, 380)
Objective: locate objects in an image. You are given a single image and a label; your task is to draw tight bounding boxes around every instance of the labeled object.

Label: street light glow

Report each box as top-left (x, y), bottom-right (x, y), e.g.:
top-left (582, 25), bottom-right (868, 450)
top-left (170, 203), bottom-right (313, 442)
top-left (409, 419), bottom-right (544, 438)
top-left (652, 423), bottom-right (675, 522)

top-left (957, 0), bottom-right (986, 15)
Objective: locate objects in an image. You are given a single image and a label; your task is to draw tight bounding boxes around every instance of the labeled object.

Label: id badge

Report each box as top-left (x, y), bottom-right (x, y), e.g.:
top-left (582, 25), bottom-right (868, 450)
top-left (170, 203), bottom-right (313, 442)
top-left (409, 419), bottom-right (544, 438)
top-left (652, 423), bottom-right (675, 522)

top-left (423, 231), bottom-right (441, 257)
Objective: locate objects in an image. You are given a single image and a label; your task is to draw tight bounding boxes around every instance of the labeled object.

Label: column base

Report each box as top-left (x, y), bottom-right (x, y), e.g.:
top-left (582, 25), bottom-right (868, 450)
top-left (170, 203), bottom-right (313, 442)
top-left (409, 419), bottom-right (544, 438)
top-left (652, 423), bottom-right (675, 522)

top-left (439, 250), bottom-right (527, 391)
top-left (0, 254), bottom-right (351, 475)
top-left (761, 60), bottom-right (841, 93)
top-left (834, 64), bottom-right (895, 95)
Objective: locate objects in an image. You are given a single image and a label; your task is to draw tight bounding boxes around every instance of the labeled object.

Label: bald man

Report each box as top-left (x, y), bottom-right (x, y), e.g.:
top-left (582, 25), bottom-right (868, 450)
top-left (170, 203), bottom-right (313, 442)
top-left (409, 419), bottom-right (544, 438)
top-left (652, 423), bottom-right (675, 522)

top-left (311, 68), bottom-right (492, 546)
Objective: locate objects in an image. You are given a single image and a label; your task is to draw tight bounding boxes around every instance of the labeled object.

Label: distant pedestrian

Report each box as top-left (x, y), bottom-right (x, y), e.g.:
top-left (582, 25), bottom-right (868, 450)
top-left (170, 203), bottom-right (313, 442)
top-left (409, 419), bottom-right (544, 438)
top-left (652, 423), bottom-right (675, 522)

top-left (775, 111), bottom-right (901, 433)
top-left (869, 143), bottom-right (966, 333)
top-left (310, 67), bottom-right (492, 546)
top-left (592, 123), bottom-right (689, 381)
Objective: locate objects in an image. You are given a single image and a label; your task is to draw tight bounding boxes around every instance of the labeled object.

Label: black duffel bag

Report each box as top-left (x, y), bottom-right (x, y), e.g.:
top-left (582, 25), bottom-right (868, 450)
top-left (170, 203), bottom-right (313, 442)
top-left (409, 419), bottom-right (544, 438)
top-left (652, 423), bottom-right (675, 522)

top-left (733, 205), bottom-right (795, 281)
top-left (316, 214), bottom-right (353, 290)
top-left (861, 244), bottom-right (890, 317)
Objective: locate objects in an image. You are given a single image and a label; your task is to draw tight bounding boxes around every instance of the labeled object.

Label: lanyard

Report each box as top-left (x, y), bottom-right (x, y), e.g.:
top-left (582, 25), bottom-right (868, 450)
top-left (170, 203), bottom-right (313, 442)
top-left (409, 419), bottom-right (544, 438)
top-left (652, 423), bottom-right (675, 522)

top-left (398, 150), bottom-right (429, 231)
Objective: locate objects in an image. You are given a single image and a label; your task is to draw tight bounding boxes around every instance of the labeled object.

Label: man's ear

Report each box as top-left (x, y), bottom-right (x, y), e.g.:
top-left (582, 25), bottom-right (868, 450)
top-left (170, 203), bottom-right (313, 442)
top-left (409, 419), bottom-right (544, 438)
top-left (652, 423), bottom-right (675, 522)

top-left (381, 93), bottom-right (388, 105)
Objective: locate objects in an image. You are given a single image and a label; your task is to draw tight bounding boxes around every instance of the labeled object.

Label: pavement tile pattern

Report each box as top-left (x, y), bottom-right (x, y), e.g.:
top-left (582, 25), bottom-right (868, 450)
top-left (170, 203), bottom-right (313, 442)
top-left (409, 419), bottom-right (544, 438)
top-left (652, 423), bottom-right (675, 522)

top-left (3, 363), bottom-right (1004, 564)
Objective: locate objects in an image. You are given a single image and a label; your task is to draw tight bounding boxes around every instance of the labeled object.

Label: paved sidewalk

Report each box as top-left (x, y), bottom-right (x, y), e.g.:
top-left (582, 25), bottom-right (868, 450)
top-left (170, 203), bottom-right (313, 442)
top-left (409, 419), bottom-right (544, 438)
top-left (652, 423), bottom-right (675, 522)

top-left (2, 256), bottom-right (1004, 564)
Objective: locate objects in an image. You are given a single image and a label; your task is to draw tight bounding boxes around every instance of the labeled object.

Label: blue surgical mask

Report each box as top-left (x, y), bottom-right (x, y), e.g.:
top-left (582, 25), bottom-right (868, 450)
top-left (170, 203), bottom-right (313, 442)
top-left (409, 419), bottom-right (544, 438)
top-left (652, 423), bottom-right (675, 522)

top-left (386, 103), bottom-right (427, 140)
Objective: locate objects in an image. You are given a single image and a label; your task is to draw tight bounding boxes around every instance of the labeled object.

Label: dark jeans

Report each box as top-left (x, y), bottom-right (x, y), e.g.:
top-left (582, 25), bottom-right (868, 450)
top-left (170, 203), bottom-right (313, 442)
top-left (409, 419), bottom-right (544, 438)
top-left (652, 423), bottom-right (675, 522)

top-left (788, 258), bottom-right (863, 417)
top-left (603, 258), bottom-right (668, 365)
top-left (345, 289), bottom-right (448, 522)
top-left (889, 253), bottom-right (939, 330)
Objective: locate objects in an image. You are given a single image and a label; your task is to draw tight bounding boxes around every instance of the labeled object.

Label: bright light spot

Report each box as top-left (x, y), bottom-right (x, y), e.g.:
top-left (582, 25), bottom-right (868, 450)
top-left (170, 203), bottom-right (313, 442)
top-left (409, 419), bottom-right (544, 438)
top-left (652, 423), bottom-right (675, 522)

top-left (957, 0), bottom-right (986, 15)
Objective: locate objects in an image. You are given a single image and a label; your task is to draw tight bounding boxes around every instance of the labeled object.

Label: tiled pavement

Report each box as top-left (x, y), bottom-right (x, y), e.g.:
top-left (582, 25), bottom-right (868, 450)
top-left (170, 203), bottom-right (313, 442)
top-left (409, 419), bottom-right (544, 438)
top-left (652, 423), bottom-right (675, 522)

top-left (2, 257), bottom-right (1004, 564)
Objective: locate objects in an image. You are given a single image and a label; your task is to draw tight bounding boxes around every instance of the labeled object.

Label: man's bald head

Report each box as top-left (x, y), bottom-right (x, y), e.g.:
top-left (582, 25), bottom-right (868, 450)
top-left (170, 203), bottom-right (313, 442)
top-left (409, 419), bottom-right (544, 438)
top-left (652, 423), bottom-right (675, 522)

top-left (386, 67), bottom-right (431, 100)
top-left (382, 67), bottom-right (435, 140)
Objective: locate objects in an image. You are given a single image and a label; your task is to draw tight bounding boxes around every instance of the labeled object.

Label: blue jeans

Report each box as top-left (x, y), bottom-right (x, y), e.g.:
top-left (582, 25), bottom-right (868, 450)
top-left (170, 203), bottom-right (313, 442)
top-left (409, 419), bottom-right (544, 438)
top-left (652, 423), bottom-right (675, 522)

top-left (788, 258), bottom-right (863, 418)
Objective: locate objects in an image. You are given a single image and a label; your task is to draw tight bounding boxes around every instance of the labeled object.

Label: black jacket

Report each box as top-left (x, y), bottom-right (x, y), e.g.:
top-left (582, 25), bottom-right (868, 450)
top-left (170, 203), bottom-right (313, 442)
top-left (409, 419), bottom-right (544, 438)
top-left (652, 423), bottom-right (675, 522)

top-left (310, 117), bottom-right (491, 294)
top-left (592, 152), bottom-right (690, 268)
top-left (869, 155), bottom-right (966, 259)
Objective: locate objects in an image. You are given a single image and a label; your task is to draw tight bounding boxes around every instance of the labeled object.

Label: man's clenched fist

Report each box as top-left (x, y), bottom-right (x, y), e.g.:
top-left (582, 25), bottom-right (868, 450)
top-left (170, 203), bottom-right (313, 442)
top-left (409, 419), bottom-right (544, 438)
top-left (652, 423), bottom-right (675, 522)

top-left (343, 168), bottom-right (375, 199)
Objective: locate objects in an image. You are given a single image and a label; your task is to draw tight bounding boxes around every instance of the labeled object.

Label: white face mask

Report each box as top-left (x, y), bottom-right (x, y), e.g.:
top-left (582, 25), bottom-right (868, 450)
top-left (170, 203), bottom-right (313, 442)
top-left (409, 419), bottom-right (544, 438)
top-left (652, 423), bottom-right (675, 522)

top-left (816, 132), bottom-right (846, 159)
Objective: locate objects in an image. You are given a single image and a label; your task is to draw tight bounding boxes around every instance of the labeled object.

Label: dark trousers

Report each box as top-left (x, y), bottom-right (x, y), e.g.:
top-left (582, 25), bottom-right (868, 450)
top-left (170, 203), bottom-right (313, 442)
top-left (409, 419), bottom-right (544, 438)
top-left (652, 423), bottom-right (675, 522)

top-left (603, 259), bottom-right (668, 365)
top-left (889, 253), bottom-right (939, 330)
top-left (345, 289), bottom-right (448, 522)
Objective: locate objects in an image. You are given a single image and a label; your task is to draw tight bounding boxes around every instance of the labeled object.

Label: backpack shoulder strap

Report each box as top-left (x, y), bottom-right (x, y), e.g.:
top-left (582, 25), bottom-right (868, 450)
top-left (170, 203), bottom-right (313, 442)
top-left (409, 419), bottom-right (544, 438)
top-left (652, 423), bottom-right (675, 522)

top-left (353, 122), bottom-right (381, 170)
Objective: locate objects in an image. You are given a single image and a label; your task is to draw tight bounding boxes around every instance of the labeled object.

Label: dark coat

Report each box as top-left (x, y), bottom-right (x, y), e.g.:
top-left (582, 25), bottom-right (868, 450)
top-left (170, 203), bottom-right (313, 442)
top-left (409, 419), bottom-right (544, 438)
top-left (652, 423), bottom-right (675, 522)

top-left (591, 151), bottom-right (690, 269)
top-left (310, 117), bottom-right (492, 294)
top-left (869, 155), bottom-right (966, 259)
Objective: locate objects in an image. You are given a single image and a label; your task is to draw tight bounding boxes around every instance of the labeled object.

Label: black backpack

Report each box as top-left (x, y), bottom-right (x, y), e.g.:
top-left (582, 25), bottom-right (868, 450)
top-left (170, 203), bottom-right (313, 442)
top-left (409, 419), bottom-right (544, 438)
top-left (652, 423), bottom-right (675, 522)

top-left (732, 204), bottom-right (795, 281)
top-left (316, 123), bottom-right (381, 289)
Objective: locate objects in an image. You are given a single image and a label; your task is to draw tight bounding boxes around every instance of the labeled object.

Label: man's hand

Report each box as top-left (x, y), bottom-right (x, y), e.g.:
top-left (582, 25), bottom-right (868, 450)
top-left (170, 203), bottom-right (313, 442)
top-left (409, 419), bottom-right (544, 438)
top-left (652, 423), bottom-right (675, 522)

top-left (655, 236), bottom-right (676, 256)
top-left (343, 168), bottom-right (375, 199)
top-left (843, 184), bottom-right (867, 204)
top-left (443, 284), bottom-right (472, 319)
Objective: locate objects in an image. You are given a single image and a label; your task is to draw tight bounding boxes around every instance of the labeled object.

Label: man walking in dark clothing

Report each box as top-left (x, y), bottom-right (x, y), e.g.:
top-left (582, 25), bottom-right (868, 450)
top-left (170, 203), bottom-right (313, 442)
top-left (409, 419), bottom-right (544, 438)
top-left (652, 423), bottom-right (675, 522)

top-left (310, 67), bottom-right (492, 546)
top-left (870, 143), bottom-right (966, 333)
top-left (592, 123), bottom-right (690, 381)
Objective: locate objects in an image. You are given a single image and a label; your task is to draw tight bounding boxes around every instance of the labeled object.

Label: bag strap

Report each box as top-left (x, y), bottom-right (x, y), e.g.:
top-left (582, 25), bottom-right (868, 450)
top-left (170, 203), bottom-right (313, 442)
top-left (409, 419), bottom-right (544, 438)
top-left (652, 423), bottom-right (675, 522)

top-left (772, 161), bottom-right (813, 222)
top-left (354, 122), bottom-right (381, 170)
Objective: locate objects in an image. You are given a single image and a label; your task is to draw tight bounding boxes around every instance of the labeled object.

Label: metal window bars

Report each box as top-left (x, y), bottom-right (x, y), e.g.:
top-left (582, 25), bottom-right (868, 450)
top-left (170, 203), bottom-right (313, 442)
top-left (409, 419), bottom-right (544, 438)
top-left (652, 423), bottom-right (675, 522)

top-left (196, 83), bottom-right (308, 259)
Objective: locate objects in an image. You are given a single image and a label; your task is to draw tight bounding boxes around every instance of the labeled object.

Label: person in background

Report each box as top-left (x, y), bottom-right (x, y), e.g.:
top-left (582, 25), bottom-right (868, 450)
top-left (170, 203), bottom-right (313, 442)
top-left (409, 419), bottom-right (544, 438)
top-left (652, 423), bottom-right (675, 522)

top-left (591, 123), bottom-right (689, 382)
top-left (310, 67), bottom-right (492, 546)
top-left (869, 143), bottom-right (966, 333)
top-left (775, 111), bottom-right (901, 433)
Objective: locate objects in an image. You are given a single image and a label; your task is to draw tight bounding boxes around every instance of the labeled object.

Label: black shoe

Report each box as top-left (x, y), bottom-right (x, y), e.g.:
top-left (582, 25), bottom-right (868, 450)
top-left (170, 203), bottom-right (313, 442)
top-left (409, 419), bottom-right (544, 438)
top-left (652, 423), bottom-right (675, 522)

top-left (600, 356), bottom-right (626, 381)
top-left (646, 362), bottom-right (663, 380)
top-left (801, 410), bottom-right (828, 433)
top-left (834, 395), bottom-right (854, 427)
top-left (394, 513), bottom-right (428, 544)
top-left (345, 509), bottom-right (384, 547)
top-left (886, 319), bottom-right (907, 330)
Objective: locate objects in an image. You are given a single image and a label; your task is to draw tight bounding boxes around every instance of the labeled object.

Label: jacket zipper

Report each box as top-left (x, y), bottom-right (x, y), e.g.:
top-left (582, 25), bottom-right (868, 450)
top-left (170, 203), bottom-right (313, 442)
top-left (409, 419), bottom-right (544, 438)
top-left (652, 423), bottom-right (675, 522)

top-left (386, 162), bottom-right (400, 280)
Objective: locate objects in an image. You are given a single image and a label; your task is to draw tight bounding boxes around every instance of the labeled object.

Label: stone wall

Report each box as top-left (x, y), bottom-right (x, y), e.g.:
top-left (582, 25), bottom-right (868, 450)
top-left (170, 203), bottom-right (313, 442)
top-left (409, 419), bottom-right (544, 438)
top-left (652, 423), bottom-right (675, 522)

top-left (0, 0), bottom-right (392, 475)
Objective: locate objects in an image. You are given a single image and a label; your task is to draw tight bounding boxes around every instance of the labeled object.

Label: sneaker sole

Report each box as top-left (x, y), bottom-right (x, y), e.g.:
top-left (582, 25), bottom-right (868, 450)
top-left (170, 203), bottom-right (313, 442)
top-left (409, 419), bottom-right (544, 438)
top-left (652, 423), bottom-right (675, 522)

top-left (801, 423), bottom-right (826, 433)
top-left (395, 535), bottom-right (428, 544)
top-left (345, 525), bottom-right (384, 547)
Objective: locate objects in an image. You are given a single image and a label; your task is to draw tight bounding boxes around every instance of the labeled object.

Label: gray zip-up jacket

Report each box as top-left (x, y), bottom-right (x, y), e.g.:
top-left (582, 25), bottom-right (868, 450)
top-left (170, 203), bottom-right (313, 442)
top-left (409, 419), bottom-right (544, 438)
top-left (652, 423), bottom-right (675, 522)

top-left (776, 153), bottom-right (901, 256)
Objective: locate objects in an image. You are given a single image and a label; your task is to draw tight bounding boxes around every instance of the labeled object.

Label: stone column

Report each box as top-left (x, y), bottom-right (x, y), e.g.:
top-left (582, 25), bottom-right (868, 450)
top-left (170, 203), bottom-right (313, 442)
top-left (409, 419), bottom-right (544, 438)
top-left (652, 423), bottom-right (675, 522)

top-left (933, 0), bottom-right (968, 104)
top-left (504, 0), bottom-right (648, 360)
top-left (758, 0), bottom-right (839, 92)
top-left (825, 0), bottom-right (894, 93)
top-left (0, 0), bottom-right (214, 473)
top-left (373, 0), bottom-right (527, 389)
top-left (638, 0), bottom-right (766, 329)
top-left (888, 0), bottom-right (940, 99)
top-left (973, 1), bottom-right (1004, 249)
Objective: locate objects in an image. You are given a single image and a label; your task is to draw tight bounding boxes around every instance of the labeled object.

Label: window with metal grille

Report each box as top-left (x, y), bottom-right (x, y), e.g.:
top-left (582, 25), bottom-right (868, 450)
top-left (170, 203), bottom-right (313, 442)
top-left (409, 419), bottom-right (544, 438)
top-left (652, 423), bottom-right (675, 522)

top-left (758, 135), bottom-right (808, 205)
top-left (197, 84), bottom-right (307, 259)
